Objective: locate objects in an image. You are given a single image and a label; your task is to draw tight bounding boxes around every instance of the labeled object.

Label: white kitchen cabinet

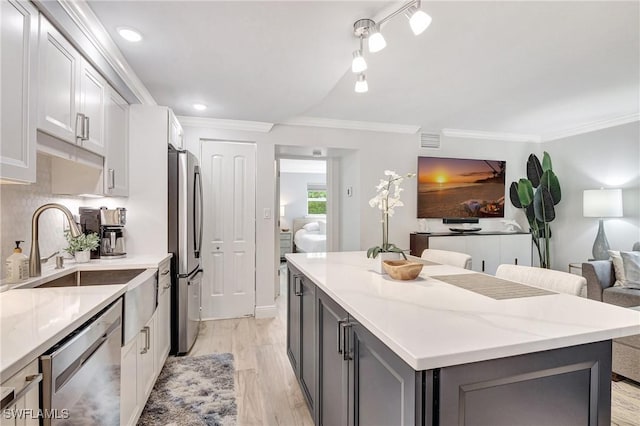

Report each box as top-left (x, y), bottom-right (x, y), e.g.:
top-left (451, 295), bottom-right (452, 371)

top-left (154, 260), bottom-right (171, 373)
top-left (0, 0), bottom-right (38, 183)
top-left (168, 109), bottom-right (183, 149)
top-left (104, 86), bottom-right (129, 196)
top-left (425, 233), bottom-right (532, 275)
top-left (38, 14), bottom-right (106, 157)
top-left (138, 315), bottom-right (156, 404)
top-left (0, 359), bottom-right (40, 426)
top-left (120, 337), bottom-right (140, 426)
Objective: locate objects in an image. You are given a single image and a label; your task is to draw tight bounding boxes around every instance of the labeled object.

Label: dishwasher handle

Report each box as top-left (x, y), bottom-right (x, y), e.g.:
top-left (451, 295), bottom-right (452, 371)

top-left (54, 318), bottom-right (120, 392)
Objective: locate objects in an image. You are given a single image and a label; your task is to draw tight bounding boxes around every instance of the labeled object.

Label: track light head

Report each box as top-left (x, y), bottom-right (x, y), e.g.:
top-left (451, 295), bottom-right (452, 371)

top-left (352, 50), bottom-right (367, 73)
top-left (355, 73), bottom-right (368, 93)
top-left (367, 25), bottom-right (386, 53)
top-left (406, 6), bottom-right (432, 35)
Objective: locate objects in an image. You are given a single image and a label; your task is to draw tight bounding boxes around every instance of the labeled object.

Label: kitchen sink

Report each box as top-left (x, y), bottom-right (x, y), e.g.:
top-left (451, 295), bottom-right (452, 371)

top-left (37, 269), bottom-right (146, 288)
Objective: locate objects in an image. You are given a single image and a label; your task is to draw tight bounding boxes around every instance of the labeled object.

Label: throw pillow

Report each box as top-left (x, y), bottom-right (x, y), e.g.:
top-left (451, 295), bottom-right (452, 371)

top-left (608, 250), bottom-right (626, 287)
top-left (620, 251), bottom-right (640, 289)
top-left (303, 222), bottom-right (319, 232)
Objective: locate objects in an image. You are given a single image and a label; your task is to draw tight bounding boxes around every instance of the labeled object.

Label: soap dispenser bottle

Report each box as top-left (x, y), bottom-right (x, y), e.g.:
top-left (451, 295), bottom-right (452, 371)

top-left (6, 240), bottom-right (29, 282)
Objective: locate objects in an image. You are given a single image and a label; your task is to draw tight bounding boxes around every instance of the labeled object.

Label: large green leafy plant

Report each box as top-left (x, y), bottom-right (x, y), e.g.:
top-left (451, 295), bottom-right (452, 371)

top-left (509, 152), bottom-right (561, 269)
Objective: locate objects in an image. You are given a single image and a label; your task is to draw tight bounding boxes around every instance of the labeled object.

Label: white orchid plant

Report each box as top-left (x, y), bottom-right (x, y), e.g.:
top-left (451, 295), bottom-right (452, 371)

top-left (366, 170), bottom-right (416, 259)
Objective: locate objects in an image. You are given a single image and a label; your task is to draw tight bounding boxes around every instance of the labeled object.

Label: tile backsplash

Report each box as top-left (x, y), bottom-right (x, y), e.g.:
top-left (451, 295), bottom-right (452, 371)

top-left (0, 154), bottom-right (83, 278)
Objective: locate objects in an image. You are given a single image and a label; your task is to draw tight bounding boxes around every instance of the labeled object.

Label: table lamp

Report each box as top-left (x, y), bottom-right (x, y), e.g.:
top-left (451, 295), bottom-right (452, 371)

top-left (583, 188), bottom-right (623, 260)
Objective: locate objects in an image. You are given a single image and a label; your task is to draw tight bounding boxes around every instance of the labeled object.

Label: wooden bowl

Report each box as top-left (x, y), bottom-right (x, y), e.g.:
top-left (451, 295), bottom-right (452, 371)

top-left (382, 260), bottom-right (424, 280)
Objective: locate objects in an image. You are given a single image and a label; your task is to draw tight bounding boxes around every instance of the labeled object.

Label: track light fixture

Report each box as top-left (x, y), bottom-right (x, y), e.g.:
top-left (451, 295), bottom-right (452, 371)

top-left (351, 0), bottom-right (432, 92)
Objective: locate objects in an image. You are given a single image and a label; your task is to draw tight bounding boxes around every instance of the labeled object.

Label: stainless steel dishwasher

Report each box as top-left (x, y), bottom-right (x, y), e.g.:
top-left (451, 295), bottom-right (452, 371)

top-left (40, 299), bottom-right (122, 425)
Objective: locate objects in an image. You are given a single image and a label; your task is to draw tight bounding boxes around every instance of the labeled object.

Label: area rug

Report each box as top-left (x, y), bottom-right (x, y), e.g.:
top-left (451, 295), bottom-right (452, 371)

top-left (138, 353), bottom-right (237, 426)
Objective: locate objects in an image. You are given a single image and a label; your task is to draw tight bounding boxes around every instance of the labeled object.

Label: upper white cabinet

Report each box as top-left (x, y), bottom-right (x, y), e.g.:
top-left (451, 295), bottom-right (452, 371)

top-left (168, 109), bottom-right (183, 149)
top-left (38, 14), bottom-right (106, 157)
top-left (0, 0), bottom-right (38, 183)
top-left (104, 86), bottom-right (129, 196)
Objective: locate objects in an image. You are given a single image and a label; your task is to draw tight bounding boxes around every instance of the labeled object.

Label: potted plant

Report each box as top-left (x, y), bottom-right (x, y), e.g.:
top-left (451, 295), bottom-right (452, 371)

top-left (65, 231), bottom-right (100, 263)
top-left (509, 152), bottom-right (561, 269)
top-left (367, 170), bottom-right (416, 273)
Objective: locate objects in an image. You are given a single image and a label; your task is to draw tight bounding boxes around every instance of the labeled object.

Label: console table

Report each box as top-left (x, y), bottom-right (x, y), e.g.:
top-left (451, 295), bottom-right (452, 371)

top-left (410, 231), bottom-right (532, 274)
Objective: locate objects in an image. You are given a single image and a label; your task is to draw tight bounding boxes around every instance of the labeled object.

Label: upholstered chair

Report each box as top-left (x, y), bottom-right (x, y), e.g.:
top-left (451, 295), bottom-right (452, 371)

top-left (495, 264), bottom-right (587, 297)
top-left (421, 249), bottom-right (472, 270)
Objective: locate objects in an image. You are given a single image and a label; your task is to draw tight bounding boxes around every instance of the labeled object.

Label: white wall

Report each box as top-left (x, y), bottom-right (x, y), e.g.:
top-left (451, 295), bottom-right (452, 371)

top-left (280, 171), bottom-right (326, 230)
top-left (0, 154), bottom-right (83, 278)
top-left (183, 122), bottom-right (537, 316)
top-left (542, 122), bottom-right (640, 271)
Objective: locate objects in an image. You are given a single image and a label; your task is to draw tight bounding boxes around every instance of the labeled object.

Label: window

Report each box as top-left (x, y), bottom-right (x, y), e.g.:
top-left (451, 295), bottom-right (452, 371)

top-left (307, 184), bottom-right (327, 215)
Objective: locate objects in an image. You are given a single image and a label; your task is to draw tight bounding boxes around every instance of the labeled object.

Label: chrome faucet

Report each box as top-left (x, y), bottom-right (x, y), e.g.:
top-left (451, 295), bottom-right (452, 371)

top-left (30, 203), bottom-right (82, 277)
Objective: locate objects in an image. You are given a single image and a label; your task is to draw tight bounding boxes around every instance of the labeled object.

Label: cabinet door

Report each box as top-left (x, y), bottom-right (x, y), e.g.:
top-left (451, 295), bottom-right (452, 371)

top-left (155, 270), bottom-right (171, 373)
top-left (0, 359), bottom-right (39, 426)
top-left (299, 276), bottom-right (316, 414)
top-left (137, 317), bottom-right (155, 402)
top-left (104, 87), bottom-right (129, 196)
top-left (120, 337), bottom-right (139, 426)
top-left (0, 0), bottom-right (37, 183)
top-left (428, 236), bottom-right (466, 253)
top-left (466, 235), bottom-right (501, 274)
top-left (38, 15), bottom-right (80, 143)
top-left (168, 109), bottom-right (183, 149)
top-left (348, 321), bottom-right (417, 426)
top-left (317, 289), bottom-right (349, 426)
top-left (500, 234), bottom-right (532, 267)
top-left (78, 59), bottom-right (106, 155)
top-left (287, 267), bottom-right (301, 374)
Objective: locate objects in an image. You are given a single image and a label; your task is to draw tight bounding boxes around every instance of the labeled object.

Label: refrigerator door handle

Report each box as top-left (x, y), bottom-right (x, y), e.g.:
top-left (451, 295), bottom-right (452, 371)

top-left (194, 166), bottom-right (204, 258)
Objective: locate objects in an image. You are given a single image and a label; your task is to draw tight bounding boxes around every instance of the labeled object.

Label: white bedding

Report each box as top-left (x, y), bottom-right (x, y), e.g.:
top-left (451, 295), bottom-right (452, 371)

top-left (294, 229), bottom-right (326, 253)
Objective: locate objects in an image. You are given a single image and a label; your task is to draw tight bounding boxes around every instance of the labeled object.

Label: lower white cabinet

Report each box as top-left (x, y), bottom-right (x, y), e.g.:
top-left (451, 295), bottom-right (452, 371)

top-left (138, 316), bottom-right (156, 401)
top-left (427, 233), bottom-right (532, 275)
top-left (0, 360), bottom-right (40, 426)
top-left (120, 337), bottom-right (139, 426)
top-left (155, 261), bottom-right (171, 372)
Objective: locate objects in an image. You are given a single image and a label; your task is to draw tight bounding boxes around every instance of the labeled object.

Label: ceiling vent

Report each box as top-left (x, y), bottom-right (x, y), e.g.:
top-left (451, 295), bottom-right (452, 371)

top-left (420, 132), bottom-right (440, 149)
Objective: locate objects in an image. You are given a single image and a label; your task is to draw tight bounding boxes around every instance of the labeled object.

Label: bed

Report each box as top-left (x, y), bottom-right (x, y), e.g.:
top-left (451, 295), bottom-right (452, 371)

top-left (292, 218), bottom-right (327, 253)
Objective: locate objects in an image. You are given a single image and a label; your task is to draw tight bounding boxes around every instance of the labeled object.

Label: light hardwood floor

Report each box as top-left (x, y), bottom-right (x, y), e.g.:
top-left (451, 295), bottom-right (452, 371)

top-left (189, 267), bottom-right (640, 426)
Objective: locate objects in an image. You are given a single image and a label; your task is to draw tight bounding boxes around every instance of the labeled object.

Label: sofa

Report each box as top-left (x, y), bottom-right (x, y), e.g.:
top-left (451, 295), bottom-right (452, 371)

top-left (583, 247), bottom-right (640, 383)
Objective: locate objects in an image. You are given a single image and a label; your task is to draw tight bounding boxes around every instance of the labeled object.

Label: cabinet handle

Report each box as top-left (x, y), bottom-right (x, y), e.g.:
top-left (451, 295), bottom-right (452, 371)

top-left (294, 277), bottom-right (302, 297)
top-left (0, 373), bottom-right (43, 410)
top-left (337, 319), bottom-right (345, 354)
top-left (108, 169), bottom-right (115, 189)
top-left (163, 282), bottom-right (171, 290)
top-left (75, 113), bottom-right (86, 141)
top-left (341, 322), bottom-right (352, 361)
top-left (482, 260), bottom-right (485, 272)
top-left (140, 326), bottom-right (150, 354)
top-left (514, 258), bottom-right (518, 265)
top-left (161, 269), bottom-right (170, 276)
top-left (84, 116), bottom-right (90, 140)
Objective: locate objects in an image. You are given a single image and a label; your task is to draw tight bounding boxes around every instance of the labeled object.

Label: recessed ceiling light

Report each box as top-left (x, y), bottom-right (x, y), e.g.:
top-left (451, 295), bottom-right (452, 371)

top-left (193, 103), bottom-right (207, 111)
top-left (117, 27), bottom-right (142, 42)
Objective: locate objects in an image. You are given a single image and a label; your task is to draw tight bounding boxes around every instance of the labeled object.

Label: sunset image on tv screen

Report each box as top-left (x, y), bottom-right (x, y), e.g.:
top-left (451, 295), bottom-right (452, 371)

top-left (417, 157), bottom-right (506, 218)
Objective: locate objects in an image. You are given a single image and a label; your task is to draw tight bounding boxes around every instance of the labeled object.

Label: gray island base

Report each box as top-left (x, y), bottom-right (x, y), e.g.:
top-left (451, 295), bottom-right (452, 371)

top-left (284, 252), bottom-right (640, 426)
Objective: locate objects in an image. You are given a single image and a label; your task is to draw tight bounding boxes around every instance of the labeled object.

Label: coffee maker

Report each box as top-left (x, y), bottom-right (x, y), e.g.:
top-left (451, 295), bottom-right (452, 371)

top-left (79, 207), bottom-right (127, 258)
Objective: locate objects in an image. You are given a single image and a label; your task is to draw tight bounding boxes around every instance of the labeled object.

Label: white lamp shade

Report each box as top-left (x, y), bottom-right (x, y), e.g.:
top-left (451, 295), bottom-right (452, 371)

top-left (368, 30), bottom-right (386, 53)
top-left (351, 51), bottom-right (367, 73)
top-left (355, 74), bottom-right (368, 93)
top-left (409, 9), bottom-right (432, 35)
top-left (583, 189), bottom-right (623, 217)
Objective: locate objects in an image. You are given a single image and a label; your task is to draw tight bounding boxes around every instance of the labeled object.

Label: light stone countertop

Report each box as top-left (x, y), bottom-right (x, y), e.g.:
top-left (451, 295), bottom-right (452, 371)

top-left (286, 251), bottom-right (640, 371)
top-left (0, 285), bottom-right (126, 380)
top-left (1, 254), bottom-right (172, 292)
top-left (0, 253), bottom-right (171, 380)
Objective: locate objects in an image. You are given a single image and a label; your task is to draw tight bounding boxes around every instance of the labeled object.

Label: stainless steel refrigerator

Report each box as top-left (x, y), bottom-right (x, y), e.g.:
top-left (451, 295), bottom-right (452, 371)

top-left (168, 146), bottom-right (203, 354)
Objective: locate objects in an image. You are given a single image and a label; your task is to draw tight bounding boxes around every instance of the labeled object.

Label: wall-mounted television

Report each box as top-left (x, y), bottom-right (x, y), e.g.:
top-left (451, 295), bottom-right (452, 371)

top-left (417, 156), bottom-right (506, 219)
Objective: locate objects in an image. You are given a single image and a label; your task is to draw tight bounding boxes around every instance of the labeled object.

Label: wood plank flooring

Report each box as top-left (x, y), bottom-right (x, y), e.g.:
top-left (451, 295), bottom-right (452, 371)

top-left (189, 266), bottom-right (640, 426)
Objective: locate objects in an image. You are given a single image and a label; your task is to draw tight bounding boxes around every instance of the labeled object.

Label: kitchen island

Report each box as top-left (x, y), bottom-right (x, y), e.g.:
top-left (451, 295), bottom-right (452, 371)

top-left (285, 251), bottom-right (640, 426)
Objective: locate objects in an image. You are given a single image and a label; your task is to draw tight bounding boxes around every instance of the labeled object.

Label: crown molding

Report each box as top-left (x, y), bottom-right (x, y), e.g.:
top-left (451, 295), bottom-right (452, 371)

top-left (541, 113), bottom-right (640, 142)
top-left (54, 0), bottom-right (156, 105)
top-left (282, 116), bottom-right (420, 135)
top-left (441, 128), bottom-right (541, 143)
top-left (177, 116), bottom-right (274, 133)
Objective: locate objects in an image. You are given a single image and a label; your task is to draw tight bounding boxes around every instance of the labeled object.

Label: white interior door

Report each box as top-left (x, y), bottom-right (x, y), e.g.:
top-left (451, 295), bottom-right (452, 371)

top-left (201, 141), bottom-right (256, 319)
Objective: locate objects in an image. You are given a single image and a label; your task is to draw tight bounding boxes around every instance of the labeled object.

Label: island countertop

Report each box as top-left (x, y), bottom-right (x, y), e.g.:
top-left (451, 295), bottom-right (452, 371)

top-left (286, 251), bottom-right (640, 370)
